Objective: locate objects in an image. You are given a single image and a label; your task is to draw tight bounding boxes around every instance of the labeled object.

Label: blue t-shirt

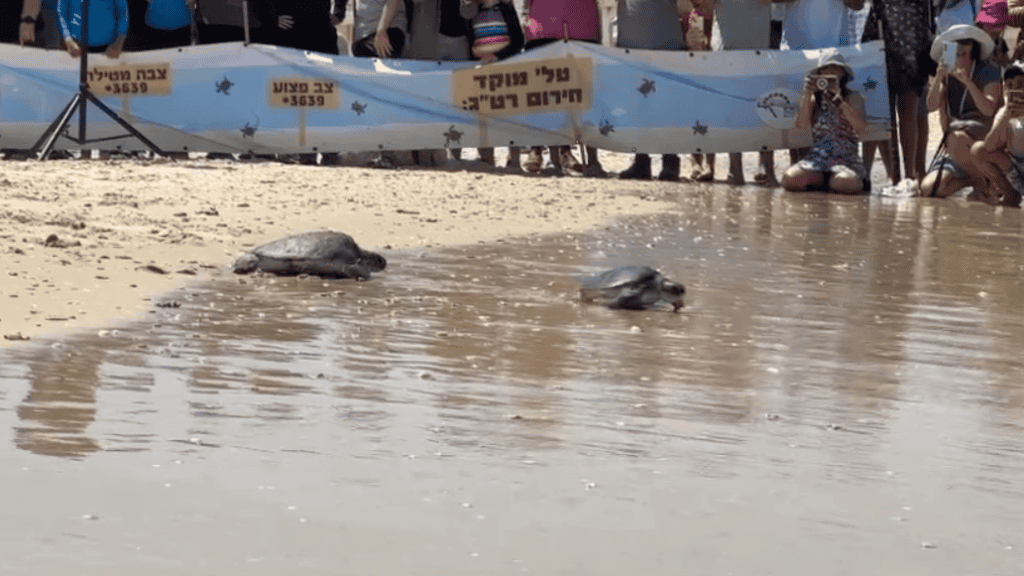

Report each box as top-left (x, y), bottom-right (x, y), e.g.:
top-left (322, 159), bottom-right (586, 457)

top-left (58, 0), bottom-right (129, 47)
top-left (146, 0), bottom-right (193, 31)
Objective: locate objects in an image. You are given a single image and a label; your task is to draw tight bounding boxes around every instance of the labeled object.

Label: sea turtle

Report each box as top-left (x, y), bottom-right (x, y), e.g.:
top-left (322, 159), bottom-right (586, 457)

top-left (233, 231), bottom-right (386, 279)
top-left (577, 266), bottom-right (685, 312)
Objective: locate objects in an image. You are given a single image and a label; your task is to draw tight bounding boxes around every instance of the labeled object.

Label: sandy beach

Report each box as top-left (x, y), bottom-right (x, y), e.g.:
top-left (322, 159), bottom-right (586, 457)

top-left (0, 104), bottom-right (951, 345)
top-left (1, 151), bottom-right (683, 342)
top-left (5, 128), bottom-right (1024, 576)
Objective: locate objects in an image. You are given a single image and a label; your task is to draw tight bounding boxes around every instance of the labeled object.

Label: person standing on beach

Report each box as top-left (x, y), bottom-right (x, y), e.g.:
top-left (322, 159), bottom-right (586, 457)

top-left (710, 0), bottom-right (779, 186)
top-left (2, 1), bottom-right (26, 44)
top-left (616, 0), bottom-right (687, 181)
top-left (404, 0), bottom-right (473, 60)
top-left (262, 0), bottom-right (340, 53)
top-left (125, 0), bottom-right (195, 50)
top-left (405, 0), bottom-right (475, 165)
top-left (521, 0), bottom-right (606, 177)
top-left (861, 0), bottom-right (933, 183)
top-left (350, 0), bottom-right (410, 57)
top-left (193, 0), bottom-right (268, 44)
top-left (464, 0), bottom-right (525, 166)
top-left (15, 0), bottom-right (61, 48)
top-left (778, 0), bottom-right (860, 50)
top-left (58, 0), bottom-right (129, 58)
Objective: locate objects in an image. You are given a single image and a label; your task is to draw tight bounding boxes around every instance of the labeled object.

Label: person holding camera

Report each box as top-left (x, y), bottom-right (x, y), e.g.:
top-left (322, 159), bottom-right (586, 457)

top-left (781, 50), bottom-right (867, 194)
top-left (920, 24), bottom-right (1001, 198)
top-left (969, 62), bottom-right (1024, 206)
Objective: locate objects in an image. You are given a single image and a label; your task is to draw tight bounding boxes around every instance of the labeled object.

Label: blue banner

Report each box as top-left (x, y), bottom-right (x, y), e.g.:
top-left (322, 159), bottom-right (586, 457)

top-left (0, 40), bottom-right (890, 154)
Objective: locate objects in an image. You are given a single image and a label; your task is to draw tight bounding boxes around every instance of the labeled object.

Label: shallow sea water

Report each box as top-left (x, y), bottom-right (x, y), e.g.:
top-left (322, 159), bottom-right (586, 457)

top-left (2, 185), bottom-right (1023, 575)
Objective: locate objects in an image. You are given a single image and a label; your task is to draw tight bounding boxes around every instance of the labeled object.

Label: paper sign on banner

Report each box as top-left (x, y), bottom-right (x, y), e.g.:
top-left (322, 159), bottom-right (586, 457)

top-left (86, 63), bottom-right (172, 96)
top-left (267, 77), bottom-right (342, 109)
top-left (453, 57), bottom-right (592, 116)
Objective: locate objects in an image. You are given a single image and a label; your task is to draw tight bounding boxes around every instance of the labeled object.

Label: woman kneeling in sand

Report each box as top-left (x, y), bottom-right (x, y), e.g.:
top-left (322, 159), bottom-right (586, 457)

top-left (782, 51), bottom-right (868, 194)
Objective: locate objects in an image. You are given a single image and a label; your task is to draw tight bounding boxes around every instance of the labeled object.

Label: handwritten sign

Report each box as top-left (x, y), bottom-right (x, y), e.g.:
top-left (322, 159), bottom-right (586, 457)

top-left (452, 57), bottom-right (593, 116)
top-left (267, 77), bottom-right (341, 109)
top-left (87, 63), bottom-right (172, 96)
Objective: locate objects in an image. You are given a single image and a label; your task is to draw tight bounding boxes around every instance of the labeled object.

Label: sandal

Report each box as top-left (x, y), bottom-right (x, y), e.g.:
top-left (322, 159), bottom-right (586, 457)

top-left (559, 149), bottom-right (585, 176)
top-left (523, 148), bottom-right (543, 173)
top-left (694, 169), bottom-right (714, 182)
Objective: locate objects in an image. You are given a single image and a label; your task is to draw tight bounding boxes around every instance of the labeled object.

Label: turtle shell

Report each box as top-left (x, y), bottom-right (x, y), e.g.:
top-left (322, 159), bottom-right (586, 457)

top-left (578, 266), bottom-right (684, 311)
top-left (234, 231), bottom-right (386, 279)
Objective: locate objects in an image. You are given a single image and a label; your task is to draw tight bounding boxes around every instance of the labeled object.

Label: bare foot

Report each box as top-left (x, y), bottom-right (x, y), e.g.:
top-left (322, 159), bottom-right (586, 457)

top-left (753, 171), bottom-right (779, 187)
top-left (726, 172), bottom-right (745, 185)
top-left (694, 168), bottom-right (714, 182)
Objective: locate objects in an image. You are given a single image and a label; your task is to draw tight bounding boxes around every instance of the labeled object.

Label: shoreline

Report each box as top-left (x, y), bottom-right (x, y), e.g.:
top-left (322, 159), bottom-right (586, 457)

top-left (1, 153), bottom-right (677, 343)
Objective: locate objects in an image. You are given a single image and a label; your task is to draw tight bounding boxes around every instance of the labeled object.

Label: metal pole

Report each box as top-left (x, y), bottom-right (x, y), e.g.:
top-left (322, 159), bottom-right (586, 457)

top-left (32, 0), bottom-right (164, 158)
top-left (79, 0), bottom-right (90, 144)
top-left (243, 0), bottom-right (250, 44)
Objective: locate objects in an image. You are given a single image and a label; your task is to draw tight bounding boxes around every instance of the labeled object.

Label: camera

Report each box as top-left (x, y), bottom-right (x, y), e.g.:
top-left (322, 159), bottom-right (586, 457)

top-left (811, 74), bottom-right (839, 94)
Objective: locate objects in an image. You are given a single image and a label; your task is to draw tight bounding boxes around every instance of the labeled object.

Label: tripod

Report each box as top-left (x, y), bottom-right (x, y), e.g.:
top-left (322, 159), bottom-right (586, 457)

top-left (31, 0), bottom-right (163, 160)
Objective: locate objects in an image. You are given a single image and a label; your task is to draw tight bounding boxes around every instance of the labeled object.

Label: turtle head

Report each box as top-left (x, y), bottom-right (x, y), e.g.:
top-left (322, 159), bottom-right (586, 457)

top-left (660, 279), bottom-right (685, 312)
top-left (361, 251), bottom-right (387, 273)
top-left (233, 253), bottom-right (259, 274)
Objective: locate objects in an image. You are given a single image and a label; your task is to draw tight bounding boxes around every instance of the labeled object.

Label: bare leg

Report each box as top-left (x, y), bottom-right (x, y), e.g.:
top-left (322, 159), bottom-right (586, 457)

top-left (970, 140), bottom-right (1013, 203)
top-left (689, 153), bottom-right (703, 180)
top-left (948, 130), bottom-right (991, 200)
top-left (478, 147), bottom-right (495, 165)
top-left (863, 141), bottom-right (893, 181)
top-left (524, 147), bottom-right (543, 173)
top-left (829, 168), bottom-right (865, 194)
top-left (914, 110), bottom-right (929, 180)
top-left (583, 146), bottom-right (606, 177)
top-left (920, 168), bottom-right (971, 197)
top-left (727, 152), bottom-right (745, 185)
top-left (781, 164), bottom-right (825, 191)
top-left (694, 153), bottom-right (715, 181)
top-left (754, 150), bottom-right (778, 186)
top-left (896, 91), bottom-right (919, 179)
top-left (506, 146), bottom-right (521, 170)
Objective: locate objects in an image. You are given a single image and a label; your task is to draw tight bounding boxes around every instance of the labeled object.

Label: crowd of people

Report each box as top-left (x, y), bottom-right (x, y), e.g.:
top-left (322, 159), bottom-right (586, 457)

top-left (4, 0), bottom-right (1024, 205)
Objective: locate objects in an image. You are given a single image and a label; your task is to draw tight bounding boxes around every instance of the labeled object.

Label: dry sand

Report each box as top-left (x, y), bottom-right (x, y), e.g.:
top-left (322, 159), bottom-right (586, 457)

top-left (1, 151), bottom-right (681, 343)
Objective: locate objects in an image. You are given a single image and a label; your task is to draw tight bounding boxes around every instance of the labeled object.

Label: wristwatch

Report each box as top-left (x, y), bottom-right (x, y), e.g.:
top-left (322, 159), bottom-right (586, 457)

top-left (21, 15), bottom-right (36, 24)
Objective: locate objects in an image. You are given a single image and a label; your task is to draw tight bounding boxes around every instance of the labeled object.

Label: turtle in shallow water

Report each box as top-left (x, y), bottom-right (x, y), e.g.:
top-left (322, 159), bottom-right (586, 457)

top-left (233, 231), bottom-right (386, 279)
top-left (578, 266), bottom-right (685, 312)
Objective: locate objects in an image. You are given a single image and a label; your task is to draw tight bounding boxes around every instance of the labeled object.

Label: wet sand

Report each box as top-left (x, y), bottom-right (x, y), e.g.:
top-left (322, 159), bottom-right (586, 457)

top-left (2, 182), bottom-right (1023, 575)
top-left (1, 152), bottom-right (678, 342)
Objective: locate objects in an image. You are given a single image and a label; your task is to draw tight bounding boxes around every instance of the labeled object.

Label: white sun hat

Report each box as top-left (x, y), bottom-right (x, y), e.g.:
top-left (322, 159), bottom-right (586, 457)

top-left (814, 49), bottom-right (854, 82)
top-left (930, 24), bottom-right (996, 63)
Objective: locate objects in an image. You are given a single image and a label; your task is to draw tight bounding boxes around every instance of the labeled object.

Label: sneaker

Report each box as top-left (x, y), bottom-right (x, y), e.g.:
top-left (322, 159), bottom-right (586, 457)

top-left (658, 154), bottom-right (680, 181)
top-left (584, 163), bottom-right (608, 178)
top-left (619, 155), bottom-right (652, 180)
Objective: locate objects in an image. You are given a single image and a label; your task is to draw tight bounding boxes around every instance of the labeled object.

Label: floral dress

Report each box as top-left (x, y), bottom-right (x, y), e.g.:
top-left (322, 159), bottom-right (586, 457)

top-left (862, 0), bottom-right (933, 95)
top-left (796, 97), bottom-right (866, 178)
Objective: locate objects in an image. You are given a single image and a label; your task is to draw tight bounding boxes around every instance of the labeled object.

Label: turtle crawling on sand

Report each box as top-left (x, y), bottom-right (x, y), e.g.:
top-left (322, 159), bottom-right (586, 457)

top-left (578, 266), bottom-right (685, 312)
top-left (233, 231), bottom-right (386, 279)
